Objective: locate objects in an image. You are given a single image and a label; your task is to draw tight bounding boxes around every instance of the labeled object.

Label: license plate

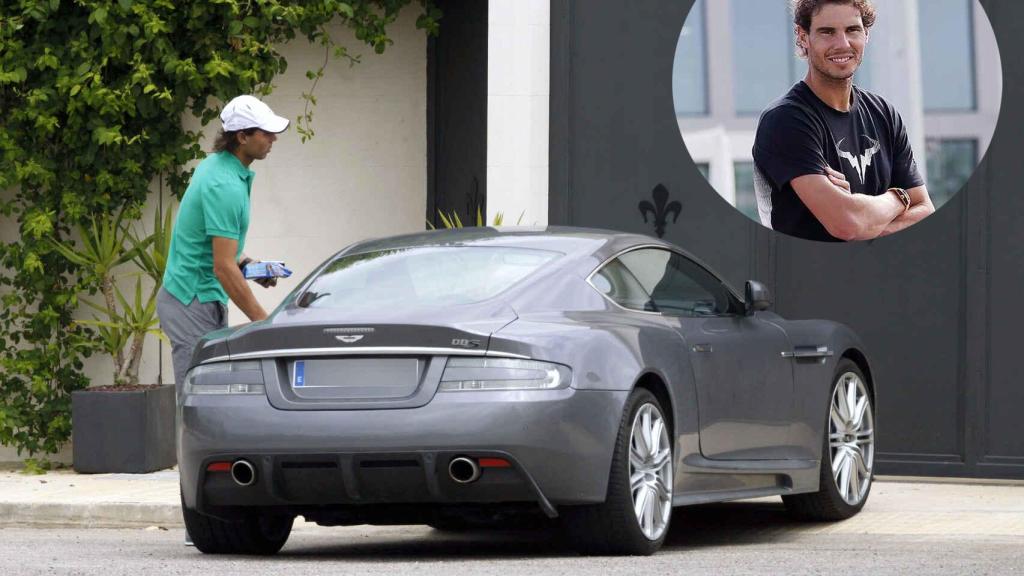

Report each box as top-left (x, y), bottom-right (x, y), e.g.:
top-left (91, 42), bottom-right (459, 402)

top-left (289, 358), bottom-right (422, 400)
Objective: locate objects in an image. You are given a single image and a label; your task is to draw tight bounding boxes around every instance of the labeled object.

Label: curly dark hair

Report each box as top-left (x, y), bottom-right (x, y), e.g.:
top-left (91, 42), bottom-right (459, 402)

top-left (212, 128), bottom-right (258, 153)
top-left (791, 0), bottom-right (877, 56)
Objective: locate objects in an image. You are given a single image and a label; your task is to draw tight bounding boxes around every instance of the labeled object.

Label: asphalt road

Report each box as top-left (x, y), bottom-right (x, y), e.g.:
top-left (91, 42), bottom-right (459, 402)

top-left (3, 500), bottom-right (1022, 576)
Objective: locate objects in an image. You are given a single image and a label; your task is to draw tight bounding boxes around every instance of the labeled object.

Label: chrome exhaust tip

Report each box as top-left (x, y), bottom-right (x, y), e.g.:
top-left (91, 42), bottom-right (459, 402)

top-left (231, 459), bottom-right (257, 487)
top-left (448, 456), bottom-right (481, 484)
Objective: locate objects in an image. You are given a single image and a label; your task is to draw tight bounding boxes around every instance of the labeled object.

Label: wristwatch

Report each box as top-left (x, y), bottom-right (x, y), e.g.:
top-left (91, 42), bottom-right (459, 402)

top-left (889, 187), bottom-right (911, 212)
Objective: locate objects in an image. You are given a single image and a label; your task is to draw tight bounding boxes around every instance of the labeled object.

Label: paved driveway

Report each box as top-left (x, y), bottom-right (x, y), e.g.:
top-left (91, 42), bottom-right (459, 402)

top-left (1, 479), bottom-right (1022, 575)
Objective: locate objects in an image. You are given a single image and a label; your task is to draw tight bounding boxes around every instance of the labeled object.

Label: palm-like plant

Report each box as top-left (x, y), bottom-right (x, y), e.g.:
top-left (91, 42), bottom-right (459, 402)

top-left (427, 206), bottom-right (525, 229)
top-left (50, 201), bottom-right (174, 386)
top-left (128, 199), bottom-right (174, 285)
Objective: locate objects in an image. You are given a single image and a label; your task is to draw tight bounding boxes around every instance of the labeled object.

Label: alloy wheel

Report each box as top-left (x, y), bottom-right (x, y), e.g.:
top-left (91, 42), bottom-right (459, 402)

top-left (829, 372), bottom-right (874, 506)
top-left (629, 402), bottom-right (673, 540)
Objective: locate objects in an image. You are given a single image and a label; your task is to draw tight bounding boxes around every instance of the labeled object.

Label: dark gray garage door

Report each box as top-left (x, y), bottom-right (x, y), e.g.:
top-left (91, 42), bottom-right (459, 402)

top-left (549, 0), bottom-right (1023, 479)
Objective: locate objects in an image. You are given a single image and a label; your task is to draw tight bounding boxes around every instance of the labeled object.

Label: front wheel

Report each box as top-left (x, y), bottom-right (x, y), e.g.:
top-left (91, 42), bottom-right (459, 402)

top-left (783, 359), bottom-right (875, 520)
top-left (563, 388), bottom-right (673, 555)
top-left (181, 492), bottom-right (294, 555)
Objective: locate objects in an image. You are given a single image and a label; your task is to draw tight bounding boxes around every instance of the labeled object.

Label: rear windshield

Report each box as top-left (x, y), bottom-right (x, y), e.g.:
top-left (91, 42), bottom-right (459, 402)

top-left (298, 246), bottom-right (561, 310)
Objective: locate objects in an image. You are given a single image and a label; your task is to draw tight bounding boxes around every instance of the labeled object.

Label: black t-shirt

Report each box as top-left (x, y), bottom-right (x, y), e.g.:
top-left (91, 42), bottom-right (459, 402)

top-left (752, 81), bottom-right (925, 242)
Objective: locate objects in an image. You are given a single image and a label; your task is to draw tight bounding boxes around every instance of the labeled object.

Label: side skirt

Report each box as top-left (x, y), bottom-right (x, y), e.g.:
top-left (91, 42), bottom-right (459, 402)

top-left (671, 455), bottom-right (821, 507)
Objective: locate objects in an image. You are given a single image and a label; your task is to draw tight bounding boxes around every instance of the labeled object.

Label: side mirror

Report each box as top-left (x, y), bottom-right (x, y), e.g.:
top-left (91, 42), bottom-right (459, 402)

top-left (745, 280), bottom-right (772, 314)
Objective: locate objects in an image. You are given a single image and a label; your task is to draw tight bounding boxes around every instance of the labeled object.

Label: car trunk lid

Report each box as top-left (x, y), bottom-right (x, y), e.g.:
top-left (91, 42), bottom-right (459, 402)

top-left (224, 303), bottom-right (518, 410)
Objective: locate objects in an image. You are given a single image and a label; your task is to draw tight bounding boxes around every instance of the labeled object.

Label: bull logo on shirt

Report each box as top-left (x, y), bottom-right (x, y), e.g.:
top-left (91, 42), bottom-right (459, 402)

top-left (837, 137), bottom-right (881, 185)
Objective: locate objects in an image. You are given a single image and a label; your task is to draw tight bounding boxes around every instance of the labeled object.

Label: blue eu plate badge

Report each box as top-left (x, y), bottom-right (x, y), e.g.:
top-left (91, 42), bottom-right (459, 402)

top-left (293, 361), bottom-right (305, 388)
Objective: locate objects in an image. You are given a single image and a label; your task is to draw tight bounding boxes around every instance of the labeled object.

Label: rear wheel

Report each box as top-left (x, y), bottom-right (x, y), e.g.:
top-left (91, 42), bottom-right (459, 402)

top-left (181, 493), bottom-right (293, 555)
top-left (783, 359), bottom-right (874, 520)
top-left (563, 388), bottom-right (673, 555)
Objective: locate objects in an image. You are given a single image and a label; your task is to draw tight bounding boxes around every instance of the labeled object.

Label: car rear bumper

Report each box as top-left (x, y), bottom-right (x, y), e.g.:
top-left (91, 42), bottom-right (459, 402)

top-left (178, 387), bottom-right (629, 518)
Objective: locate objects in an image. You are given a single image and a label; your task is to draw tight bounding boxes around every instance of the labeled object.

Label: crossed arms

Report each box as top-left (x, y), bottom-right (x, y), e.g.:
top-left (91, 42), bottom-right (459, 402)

top-left (791, 168), bottom-right (935, 241)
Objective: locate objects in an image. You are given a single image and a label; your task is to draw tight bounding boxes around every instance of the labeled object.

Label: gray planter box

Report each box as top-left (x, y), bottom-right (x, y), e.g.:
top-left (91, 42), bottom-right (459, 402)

top-left (72, 384), bottom-right (176, 473)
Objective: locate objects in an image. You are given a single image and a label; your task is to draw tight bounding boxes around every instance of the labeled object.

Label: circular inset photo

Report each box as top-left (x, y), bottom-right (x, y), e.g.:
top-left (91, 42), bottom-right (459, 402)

top-left (673, 0), bottom-right (1002, 242)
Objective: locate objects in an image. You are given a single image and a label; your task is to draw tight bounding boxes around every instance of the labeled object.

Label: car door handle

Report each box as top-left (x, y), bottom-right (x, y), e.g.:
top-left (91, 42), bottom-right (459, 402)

top-left (692, 344), bottom-right (713, 353)
top-left (781, 346), bottom-right (833, 359)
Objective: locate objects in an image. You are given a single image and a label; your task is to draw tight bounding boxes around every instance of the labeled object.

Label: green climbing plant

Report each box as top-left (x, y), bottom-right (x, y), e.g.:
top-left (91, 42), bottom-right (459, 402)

top-left (0, 0), bottom-right (440, 460)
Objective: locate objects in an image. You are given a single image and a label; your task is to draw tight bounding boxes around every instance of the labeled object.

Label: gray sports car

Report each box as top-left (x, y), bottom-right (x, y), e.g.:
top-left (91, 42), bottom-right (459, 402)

top-left (178, 227), bottom-right (875, 556)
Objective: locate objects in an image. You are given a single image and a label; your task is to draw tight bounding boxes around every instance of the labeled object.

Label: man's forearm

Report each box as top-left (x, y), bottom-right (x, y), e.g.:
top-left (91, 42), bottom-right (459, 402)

top-left (879, 186), bottom-right (935, 237)
top-left (792, 173), bottom-right (905, 241)
top-left (879, 203), bottom-right (934, 237)
top-left (839, 191), bottom-right (905, 241)
top-left (214, 263), bottom-right (268, 322)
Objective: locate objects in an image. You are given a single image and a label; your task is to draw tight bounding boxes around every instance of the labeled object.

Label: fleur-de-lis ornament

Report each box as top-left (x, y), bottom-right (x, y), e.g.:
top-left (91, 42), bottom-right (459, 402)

top-left (638, 184), bottom-right (682, 238)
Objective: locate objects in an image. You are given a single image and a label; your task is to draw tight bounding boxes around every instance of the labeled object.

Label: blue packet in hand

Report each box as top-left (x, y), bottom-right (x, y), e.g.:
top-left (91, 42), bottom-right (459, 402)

top-left (243, 260), bottom-right (293, 279)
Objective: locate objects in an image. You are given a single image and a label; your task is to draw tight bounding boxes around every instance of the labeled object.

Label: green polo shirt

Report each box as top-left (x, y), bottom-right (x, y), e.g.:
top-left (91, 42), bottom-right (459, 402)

top-left (163, 151), bottom-right (254, 306)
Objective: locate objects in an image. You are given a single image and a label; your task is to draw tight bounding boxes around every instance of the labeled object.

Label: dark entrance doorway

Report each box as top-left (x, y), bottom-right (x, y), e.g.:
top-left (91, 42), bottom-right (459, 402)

top-left (427, 0), bottom-right (488, 228)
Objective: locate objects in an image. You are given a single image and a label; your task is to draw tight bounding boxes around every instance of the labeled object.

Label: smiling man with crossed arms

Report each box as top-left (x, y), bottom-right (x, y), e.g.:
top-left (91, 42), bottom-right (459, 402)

top-left (752, 0), bottom-right (935, 242)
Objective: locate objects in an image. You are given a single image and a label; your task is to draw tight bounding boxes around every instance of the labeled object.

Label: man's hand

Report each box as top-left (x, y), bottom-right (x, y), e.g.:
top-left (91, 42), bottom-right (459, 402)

top-left (826, 167), bottom-right (851, 194)
top-left (237, 257), bottom-right (279, 289)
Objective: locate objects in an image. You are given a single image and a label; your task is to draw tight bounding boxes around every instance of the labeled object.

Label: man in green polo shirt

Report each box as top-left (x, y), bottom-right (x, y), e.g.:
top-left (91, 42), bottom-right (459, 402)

top-left (157, 95), bottom-right (289, 546)
top-left (157, 94), bottom-right (289, 392)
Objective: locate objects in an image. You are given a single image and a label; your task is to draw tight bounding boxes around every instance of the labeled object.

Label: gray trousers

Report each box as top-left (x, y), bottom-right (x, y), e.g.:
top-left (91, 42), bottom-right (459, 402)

top-left (156, 287), bottom-right (228, 393)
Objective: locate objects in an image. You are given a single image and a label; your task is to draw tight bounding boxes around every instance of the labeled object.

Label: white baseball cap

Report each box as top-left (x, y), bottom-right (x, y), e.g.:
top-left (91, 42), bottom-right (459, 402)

top-left (220, 95), bottom-right (290, 133)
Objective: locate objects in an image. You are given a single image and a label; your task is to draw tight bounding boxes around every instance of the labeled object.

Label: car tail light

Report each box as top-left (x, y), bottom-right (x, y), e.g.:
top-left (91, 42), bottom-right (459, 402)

top-left (478, 458), bottom-right (512, 468)
top-left (439, 358), bottom-right (571, 391)
top-left (184, 361), bottom-right (265, 395)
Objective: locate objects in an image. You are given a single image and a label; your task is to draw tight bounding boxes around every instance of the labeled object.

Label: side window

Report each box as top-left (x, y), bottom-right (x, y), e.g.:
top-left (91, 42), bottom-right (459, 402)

top-left (590, 259), bottom-right (657, 312)
top-left (618, 249), bottom-right (731, 317)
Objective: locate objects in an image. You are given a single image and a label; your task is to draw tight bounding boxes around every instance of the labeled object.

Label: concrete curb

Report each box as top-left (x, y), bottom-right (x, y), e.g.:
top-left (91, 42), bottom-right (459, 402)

top-left (0, 469), bottom-right (181, 529)
top-left (0, 502), bottom-right (183, 528)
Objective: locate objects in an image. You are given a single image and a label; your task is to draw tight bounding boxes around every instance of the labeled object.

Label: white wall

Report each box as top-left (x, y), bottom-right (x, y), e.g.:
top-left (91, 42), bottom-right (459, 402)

top-left (487, 0), bottom-right (550, 226)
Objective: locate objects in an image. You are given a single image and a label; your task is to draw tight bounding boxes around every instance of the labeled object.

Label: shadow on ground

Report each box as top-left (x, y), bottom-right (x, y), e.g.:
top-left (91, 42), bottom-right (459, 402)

top-left (266, 499), bottom-right (812, 560)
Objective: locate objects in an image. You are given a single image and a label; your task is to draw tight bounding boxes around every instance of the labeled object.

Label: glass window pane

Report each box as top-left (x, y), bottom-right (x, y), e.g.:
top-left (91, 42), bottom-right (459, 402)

top-left (919, 0), bottom-right (975, 111)
top-left (674, 0), bottom-right (708, 116)
top-left (925, 139), bottom-right (976, 209)
top-left (618, 249), bottom-right (672, 296)
top-left (733, 162), bottom-right (760, 223)
top-left (619, 249), bottom-right (731, 317)
top-left (591, 260), bottom-right (656, 312)
top-left (733, 0), bottom-right (794, 114)
top-left (304, 247), bottom-right (561, 310)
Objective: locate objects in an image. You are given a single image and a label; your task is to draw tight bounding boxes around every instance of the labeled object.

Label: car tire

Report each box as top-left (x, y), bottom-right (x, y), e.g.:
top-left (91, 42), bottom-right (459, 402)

top-left (181, 492), bottom-right (293, 555)
top-left (783, 359), bottom-right (875, 521)
top-left (563, 388), bottom-right (673, 555)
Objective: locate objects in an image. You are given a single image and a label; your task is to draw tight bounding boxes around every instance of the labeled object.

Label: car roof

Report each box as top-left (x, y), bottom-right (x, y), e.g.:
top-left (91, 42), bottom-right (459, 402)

top-left (336, 226), bottom-right (740, 298)
top-left (342, 226), bottom-right (669, 259)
